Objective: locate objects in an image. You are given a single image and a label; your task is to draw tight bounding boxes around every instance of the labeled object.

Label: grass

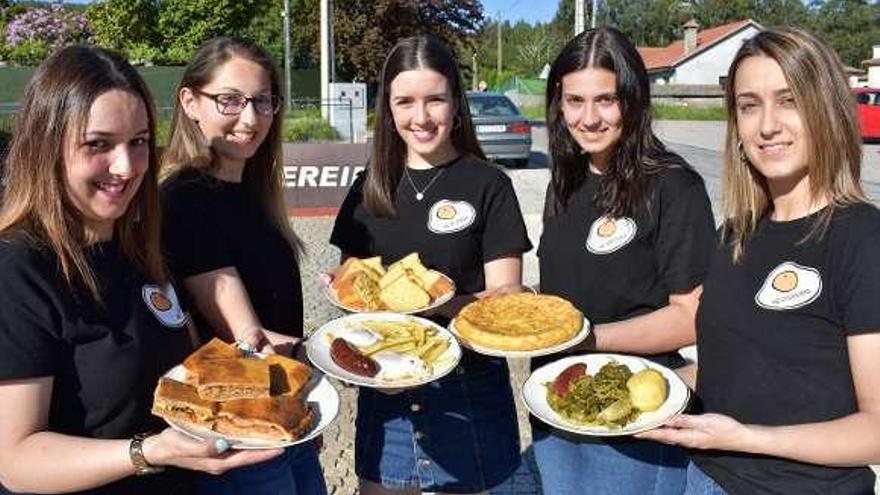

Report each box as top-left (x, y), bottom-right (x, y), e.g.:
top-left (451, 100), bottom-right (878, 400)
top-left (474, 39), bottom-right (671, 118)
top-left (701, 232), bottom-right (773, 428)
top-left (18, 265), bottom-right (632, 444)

top-left (519, 102), bottom-right (727, 122)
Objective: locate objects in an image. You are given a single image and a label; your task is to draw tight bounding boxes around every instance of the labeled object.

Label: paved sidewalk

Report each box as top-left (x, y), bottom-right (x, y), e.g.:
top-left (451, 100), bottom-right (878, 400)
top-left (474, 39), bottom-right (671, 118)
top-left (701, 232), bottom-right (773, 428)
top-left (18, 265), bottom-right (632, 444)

top-left (292, 120), bottom-right (880, 493)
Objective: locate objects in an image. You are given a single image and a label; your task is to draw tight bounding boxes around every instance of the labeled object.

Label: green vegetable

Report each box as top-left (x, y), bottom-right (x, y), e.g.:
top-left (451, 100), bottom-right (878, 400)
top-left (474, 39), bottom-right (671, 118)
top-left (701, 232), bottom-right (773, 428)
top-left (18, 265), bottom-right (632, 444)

top-left (546, 362), bottom-right (641, 428)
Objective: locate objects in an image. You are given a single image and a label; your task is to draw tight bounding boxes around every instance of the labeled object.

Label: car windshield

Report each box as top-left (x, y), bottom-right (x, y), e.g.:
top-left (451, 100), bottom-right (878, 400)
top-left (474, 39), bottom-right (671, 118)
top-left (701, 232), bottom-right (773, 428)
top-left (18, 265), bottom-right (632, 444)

top-left (468, 96), bottom-right (520, 117)
top-left (857, 92), bottom-right (880, 105)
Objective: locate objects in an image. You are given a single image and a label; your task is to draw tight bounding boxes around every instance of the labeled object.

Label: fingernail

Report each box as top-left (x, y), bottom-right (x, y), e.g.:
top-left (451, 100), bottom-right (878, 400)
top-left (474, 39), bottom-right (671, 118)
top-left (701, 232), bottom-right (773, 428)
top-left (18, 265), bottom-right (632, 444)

top-left (215, 438), bottom-right (229, 453)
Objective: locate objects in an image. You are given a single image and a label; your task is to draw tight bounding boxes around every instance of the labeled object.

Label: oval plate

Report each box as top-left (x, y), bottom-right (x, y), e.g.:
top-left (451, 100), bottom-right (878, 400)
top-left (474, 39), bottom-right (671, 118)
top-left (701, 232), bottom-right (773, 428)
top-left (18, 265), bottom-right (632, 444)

top-left (319, 271), bottom-right (456, 315)
top-left (522, 353), bottom-right (690, 436)
top-left (162, 362), bottom-right (340, 450)
top-left (448, 317), bottom-right (591, 359)
top-left (306, 312), bottom-right (462, 389)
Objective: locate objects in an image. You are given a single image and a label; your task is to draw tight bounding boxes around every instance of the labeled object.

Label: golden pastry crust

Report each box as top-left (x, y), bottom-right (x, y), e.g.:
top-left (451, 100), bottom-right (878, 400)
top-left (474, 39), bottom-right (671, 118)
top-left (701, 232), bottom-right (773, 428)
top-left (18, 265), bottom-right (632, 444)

top-left (454, 293), bottom-right (583, 351)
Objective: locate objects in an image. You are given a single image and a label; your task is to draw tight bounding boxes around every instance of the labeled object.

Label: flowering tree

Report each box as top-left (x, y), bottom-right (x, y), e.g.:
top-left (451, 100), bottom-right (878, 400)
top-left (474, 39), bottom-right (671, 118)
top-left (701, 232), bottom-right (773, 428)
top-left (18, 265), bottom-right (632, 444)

top-left (4, 3), bottom-right (90, 64)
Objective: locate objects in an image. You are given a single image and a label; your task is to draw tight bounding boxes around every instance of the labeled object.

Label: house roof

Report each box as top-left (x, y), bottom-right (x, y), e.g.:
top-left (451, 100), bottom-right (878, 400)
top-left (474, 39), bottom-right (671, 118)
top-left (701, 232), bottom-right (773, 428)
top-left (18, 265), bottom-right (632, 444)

top-left (638, 19), bottom-right (761, 72)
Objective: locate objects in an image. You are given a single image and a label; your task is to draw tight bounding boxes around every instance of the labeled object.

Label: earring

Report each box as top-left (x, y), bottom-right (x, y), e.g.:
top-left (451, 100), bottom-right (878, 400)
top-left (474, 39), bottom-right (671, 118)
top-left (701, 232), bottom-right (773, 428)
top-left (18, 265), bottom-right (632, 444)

top-left (737, 139), bottom-right (748, 164)
top-left (453, 115), bottom-right (462, 130)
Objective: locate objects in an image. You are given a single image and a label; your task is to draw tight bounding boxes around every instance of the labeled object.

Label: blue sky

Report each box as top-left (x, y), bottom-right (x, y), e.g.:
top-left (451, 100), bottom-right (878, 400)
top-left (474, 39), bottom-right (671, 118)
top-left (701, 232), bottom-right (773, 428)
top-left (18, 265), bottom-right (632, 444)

top-left (481, 0), bottom-right (559, 24)
top-left (63, 0), bottom-right (559, 25)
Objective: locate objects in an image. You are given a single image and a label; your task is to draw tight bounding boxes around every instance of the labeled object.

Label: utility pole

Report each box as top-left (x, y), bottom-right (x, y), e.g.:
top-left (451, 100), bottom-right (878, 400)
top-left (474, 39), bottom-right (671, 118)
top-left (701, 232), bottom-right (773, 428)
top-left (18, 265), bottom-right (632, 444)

top-left (472, 52), bottom-right (477, 91)
top-left (575, 0), bottom-right (585, 35)
top-left (320, 0), bottom-right (330, 119)
top-left (591, 0), bottom-right (599, 28)
top-left (283, 0), bottom-right (291, 111)
top-left (496, 12), bottom-right (502, 80)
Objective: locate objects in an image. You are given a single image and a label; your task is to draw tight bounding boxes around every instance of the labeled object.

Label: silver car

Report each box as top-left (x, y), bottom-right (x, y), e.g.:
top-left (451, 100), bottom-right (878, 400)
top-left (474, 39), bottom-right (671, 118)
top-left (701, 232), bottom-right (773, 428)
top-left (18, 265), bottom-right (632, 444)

top-left (467, 92), bottom-right (532, 168)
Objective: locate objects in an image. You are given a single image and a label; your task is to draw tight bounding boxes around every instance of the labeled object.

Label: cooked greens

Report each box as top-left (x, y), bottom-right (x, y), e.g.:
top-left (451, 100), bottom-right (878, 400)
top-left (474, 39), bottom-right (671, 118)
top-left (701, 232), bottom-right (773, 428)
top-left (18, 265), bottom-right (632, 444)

top-left (546, 362), bottom-right (641, 428)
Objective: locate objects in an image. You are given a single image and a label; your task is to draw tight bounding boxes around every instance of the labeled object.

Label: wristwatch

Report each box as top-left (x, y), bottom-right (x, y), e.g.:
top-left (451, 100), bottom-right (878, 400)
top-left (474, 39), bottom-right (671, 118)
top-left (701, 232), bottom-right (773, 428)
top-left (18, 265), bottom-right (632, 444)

top-left (129, 432), bottom-right (165, 476)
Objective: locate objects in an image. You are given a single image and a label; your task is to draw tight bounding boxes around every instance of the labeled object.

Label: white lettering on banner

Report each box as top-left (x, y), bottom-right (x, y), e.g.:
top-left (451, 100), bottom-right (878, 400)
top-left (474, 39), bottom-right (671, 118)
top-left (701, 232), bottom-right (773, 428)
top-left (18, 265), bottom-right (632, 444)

top-left (319, 166), bottom-right (339, 187)
top-left (283, 165), bottom-right (365, 188)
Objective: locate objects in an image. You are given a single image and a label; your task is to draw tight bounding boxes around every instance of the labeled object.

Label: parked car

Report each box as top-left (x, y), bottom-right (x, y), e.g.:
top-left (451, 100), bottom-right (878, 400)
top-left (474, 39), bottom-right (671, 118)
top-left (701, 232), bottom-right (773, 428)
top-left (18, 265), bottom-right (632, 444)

top-left (466, 92), bottom-right (532, 168)
top-left (855, 87), bottom-right (880, 141)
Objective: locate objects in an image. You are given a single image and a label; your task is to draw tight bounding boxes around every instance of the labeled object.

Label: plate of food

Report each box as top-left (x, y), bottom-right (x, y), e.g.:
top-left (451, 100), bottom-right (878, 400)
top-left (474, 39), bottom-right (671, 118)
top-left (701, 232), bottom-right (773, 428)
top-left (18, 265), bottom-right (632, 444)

top-left (152, 338), bottom-right (340, 449)
top-left (449, 293), bottom-right (590, 358)
top-left (522, 353), bottom-right (690, 436)
top-left (306, 312), bottom-right (462, 389)
top-left (321, 253), bottom-right (456, 314)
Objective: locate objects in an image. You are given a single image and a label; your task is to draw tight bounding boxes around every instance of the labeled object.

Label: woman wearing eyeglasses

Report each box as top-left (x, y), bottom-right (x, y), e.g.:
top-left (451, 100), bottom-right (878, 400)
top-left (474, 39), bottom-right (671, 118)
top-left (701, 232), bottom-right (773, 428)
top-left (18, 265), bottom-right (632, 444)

top-left (161, 37), bottom-right (326, 495)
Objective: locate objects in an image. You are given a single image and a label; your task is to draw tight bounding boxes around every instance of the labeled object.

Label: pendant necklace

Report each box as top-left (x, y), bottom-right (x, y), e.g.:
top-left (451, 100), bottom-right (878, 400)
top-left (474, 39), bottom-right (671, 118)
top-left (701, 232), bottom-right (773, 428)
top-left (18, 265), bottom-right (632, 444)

top-left (404, 166), bottom-right (446, 201)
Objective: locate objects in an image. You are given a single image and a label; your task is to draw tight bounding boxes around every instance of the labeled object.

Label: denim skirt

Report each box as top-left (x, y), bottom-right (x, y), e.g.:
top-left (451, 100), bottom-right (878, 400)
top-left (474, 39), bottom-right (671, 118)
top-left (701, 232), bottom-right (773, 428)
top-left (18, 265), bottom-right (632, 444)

top-left (355, 352), bottom-right (521, 492)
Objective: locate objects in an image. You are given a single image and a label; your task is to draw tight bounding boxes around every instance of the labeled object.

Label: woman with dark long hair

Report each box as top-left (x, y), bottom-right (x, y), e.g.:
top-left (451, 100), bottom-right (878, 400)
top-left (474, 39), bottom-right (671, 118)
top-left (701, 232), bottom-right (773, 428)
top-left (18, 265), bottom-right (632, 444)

top-left (0, 45), bottom-right (278, 495)
top-left (330, 34), bottom-right (532, 494)
top-left (161, 37), bottom-right (324, 495)
top-left (639, 27), bottom-right (880, 495)
top-left (533, 26), bottom-right (715, 494)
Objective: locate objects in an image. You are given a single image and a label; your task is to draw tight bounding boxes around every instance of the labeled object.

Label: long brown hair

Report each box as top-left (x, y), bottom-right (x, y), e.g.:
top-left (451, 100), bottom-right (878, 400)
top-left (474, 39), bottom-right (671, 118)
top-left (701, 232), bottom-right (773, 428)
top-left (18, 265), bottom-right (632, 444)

top-left (162, 37), bottom-right (300, 254)
top-left (365, 35), bottom-right (484, 217)
top-left (545, 26), bottom-right (688, 218)
top-left (0, 45), bottom-right (166, 297)
top-left (722, 27), bottom-right (864, 262)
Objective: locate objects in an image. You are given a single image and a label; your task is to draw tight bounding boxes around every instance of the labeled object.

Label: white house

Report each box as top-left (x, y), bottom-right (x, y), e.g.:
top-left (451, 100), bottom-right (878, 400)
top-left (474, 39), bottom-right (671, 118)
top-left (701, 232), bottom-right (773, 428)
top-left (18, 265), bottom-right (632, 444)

top-left (863, 44), bottom-right (880, 88)
top-left (638, 19), bottom-right (763, 85)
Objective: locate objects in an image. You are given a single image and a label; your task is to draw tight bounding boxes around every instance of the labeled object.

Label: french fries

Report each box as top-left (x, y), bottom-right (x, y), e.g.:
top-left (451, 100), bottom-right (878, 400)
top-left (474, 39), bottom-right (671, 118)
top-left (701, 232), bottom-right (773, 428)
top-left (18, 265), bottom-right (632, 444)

top-left (350, 320), bottom-right (451, 367)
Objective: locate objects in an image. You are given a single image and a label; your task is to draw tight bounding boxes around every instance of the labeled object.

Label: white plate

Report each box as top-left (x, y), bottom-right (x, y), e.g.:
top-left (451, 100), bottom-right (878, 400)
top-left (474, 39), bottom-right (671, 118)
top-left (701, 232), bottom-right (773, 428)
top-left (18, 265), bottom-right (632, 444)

top-left (319, 272), bottom-right (456, 315)
top-left (522, 353), bottom-right (690, 437)
top-left (161, 362), bottom-right (340, 450)
top-left (306, 312), bottom-right (462, 389)
top-left (447, 317), bottom-right (591, 358)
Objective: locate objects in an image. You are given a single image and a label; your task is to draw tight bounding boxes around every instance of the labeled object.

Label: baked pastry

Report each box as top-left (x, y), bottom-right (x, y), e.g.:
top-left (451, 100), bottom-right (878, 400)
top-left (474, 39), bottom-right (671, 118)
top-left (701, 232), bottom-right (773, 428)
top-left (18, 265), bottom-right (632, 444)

top-left (152, 377), bottom-right (217, 428)
top-left (330, 253), bottom-right (454, 312)
top-left (215, 396), bottom-right (315, 442)
top-left (183, 338), bottom-right (242, 372)
top-left (266, 354), bottom-right (312, 397)
top-left (196, 358), bottom-right (271, 401)
top-left (454, 293), bottom-right (583, 351)
top-left (380, 274), bottom-right (431, 312)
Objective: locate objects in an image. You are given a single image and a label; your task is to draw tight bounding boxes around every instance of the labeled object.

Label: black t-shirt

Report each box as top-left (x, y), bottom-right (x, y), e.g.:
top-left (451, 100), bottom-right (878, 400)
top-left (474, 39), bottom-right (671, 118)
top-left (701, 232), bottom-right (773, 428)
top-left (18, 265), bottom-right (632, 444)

top-left (692, 203), bottom-right (880, 495)
top-left (163, 169), bottom-right (304, 338)
top-left (330, 155), bottom-right (533, 296)
top-left (536, 166), bottom-right (715, 368)
top-left (0, 236), bottom-right (194, 495)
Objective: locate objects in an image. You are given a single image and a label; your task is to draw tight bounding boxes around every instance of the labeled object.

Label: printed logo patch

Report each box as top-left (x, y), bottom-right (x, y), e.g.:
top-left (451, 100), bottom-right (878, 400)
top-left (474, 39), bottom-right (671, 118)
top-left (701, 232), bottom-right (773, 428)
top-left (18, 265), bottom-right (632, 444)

top-left (428, 200), bottom-right (476, 234)
top-left (755, 262), bottom-right (822, 310)
top-left (585, 216), bottom-right (637, 254)
top-left (142, 284), bottom-right (188, 328)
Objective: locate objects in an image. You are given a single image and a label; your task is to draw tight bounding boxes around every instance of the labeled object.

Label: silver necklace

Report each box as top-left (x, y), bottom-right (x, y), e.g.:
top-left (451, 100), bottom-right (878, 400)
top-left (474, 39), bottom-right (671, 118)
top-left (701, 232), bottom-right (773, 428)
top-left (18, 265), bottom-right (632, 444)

top-left (404, 166), bottom-right (445, 201)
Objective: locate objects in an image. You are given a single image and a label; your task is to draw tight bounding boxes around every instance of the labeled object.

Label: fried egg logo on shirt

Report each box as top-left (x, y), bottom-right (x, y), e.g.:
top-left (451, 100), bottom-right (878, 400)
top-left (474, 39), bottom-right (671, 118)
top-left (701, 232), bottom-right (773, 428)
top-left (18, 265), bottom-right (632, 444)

top-left (428, 200), bottom-right (476, 234)
top-left (585, 216), bottom-right (637, 254)
top-left (142, 284), bottom-right (188, 328)
top-left (755, 262), bottom-right (822, 310)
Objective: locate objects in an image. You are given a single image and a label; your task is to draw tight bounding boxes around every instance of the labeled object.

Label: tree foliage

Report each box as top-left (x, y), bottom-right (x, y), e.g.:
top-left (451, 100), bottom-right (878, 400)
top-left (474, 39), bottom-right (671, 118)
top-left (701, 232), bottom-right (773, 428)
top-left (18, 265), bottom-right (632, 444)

top-left (157, 0), bottom-right (258, 63)
top-left (86, 0), bottom-right (159, 56)
top-left (332, 0), bottom-right (483, 82)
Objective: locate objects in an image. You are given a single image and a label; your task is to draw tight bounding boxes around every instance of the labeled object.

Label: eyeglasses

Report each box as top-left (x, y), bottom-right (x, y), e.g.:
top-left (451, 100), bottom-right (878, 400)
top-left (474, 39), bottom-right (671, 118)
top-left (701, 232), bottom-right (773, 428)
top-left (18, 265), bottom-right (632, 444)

top-left (194, 89), bottom-right (282, 116)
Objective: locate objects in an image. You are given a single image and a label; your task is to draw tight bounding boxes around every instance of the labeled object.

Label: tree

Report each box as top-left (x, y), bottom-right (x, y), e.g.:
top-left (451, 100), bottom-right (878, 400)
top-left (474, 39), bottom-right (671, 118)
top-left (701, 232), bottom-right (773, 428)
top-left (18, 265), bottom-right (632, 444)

top-left (331, 0), bottom-right (484, 82)
top-left (4, 3), bottom-right (90, 64)
top-left (86, 0), bottom-right (158, 51)
top-left (86, 0), bottom-right (159, 61)
top-left (157, 0), bottom-right (258, 63)
top-left (808, 0), bottom-right (879, 68)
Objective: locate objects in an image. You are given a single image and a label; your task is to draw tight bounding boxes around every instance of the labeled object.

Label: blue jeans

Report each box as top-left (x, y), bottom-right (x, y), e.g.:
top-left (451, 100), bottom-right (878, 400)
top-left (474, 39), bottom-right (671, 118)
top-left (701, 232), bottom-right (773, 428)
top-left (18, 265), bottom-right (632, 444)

top-left (532, 427), bottom-right (687, 495)
top-left (355, 353), bottom-right (521, 492)
top-left (197, 442), bottom-right (327, 495)
top-left (684, 462), bottom-right (728, 495)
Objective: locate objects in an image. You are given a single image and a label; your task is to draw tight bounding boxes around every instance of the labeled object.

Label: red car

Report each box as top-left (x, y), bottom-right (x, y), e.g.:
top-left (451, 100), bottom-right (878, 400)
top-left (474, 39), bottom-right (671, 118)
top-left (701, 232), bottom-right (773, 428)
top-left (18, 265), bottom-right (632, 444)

top-left (856, 87), bottom-right (880, 141)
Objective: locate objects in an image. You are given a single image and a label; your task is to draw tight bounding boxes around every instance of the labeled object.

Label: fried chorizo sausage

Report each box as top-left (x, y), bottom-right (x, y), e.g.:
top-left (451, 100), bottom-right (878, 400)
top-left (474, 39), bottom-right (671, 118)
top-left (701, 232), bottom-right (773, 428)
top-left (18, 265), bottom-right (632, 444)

top-left (551, 362), bottom-right (587, 396)
top-left (330, 338), bottom-right (380, 377)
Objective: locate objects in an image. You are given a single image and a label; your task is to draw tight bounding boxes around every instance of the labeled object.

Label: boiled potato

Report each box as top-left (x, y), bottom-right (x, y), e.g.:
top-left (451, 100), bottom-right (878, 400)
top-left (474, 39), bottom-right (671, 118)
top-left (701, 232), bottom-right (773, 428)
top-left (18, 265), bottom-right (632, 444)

top-left (626, 369), bottom-right (668, 412)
